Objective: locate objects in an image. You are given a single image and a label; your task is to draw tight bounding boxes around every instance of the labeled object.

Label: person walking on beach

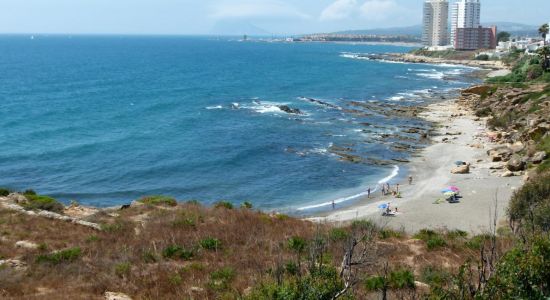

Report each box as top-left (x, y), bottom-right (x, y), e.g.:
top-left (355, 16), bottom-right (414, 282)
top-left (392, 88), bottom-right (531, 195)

top-left (332, 200), bottom-right (335, 210)
top-left (408, 176), bottom-right (413, 185)
top-left (396, 184), bottom-right (400, 193)
top-left (367, 187), bottom-right (371, 198)
top-left (381, 184), bottom-right (386, 195)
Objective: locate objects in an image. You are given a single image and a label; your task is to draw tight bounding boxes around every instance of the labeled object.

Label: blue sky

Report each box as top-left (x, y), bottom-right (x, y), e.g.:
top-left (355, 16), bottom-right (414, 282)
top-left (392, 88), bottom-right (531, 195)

top-left (0, 0), bottom-right (548, 35)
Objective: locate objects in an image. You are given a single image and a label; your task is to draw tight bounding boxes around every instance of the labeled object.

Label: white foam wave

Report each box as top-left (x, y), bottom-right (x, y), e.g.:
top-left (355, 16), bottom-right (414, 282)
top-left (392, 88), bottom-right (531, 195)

top-left (296, 165), bottom-right (399, 211)
top-left (206, 105), bottom-right (223, 110)
top-left (416, 71), bottom-right (445, 80)
top-left (388, 96), bottom-right (405, 101)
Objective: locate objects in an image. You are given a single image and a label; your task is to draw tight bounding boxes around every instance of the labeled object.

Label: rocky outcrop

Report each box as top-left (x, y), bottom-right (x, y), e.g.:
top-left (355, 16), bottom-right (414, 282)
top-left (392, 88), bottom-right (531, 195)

top-left (487, 146), bottom-right (513, 162)
top-left (277, 105), bottom-right (303, 115)
top-left (462, 85), bottom-right (492, 96)
top-left (0, 259), bottom-right (27, 271)
top-left (531, 151), bottom-right (547, 164)
top-left (0, 198), bottom-right (102, 231)
top-left (15, 240), bottom-right (39, 250)
top-left (105, 292), bottom-right (132, 300)
top-left (507, 155), bottom-right (526, 172)
top-left (451, 164), bottom-right (470, 174)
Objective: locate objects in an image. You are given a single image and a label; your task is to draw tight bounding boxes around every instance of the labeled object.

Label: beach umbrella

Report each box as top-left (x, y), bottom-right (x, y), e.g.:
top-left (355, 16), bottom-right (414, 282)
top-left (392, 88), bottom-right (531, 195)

top-left (378, 203), bottom-right (389, 209)
top-left (448, 186), bottom-right (460, 192)
top-left (441, 189), bottom-right (454, 193)
top-left (454, 161), bottom-right (464, 166)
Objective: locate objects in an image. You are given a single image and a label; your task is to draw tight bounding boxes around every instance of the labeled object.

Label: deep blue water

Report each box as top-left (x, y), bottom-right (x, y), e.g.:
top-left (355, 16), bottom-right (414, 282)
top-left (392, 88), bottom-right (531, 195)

top-left (0, 36), bottom-right (478, 213)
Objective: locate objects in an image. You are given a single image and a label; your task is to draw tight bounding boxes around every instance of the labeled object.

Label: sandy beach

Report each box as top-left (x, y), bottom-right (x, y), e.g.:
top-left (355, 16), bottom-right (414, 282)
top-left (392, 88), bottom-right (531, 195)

top-left (310, 99), bottom-right (524, 234)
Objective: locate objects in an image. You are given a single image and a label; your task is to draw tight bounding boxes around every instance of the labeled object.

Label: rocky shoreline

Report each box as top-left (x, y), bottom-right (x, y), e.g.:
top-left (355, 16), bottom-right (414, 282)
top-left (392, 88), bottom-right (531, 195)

top-left (362, 53), bottom-right (508, 70)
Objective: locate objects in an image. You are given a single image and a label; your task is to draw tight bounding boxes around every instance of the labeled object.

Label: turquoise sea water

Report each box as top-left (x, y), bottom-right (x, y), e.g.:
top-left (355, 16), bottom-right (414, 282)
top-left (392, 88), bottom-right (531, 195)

top-left (0, 36), bottom-right (478, 213)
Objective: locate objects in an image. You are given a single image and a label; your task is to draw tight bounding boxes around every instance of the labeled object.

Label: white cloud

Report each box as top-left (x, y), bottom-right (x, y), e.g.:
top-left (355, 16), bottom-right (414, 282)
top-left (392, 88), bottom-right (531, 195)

top-left (210, 0), bottom-right (311, 20)
top-left (359, 0), bottom-right (398, 20)
top-left (320, 0), bottom-right (358, 21)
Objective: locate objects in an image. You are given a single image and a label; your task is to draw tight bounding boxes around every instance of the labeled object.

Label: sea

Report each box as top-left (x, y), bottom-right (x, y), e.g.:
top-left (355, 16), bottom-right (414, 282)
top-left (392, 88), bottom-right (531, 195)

top-left (0, 35), bottom-right (480, 214)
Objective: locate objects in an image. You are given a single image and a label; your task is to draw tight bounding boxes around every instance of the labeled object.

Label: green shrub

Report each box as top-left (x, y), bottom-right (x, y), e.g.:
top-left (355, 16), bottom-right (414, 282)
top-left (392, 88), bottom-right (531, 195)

top-left (0, 188), bottom-right (10, 197)
top-left (526, 64), bottom-right (544, 80)
top-left (23, 189), bottom-right (37, 196)
top-left (36, 247), bottom-right (81, 264)
top-left (142, 250), bottom-right (158, 263)
top-left (475, 107), bottom-right (492, 117)
top-left (414, 229), bottom-right (447, 250)
top-left (446, 229), bottom-right (468, 240)
top-left (421, 266), bottom-right (451, 286)
top-left (162, 245), bottom-right (194, 260)
top-left (114, 262), bottom-right (131, 278)
top-left (379, 229), bottom-right (403, 240)
top-left (508, 173), bottom-right (550, 232)
top-left (466, 234), bottom-right (492, 250)
top-left (285, 261), bottom-right (299, 275)
top-left (351, 219), bottom-right (376, 231)
top-left (169, 273), bottom-right (183, 285)
top-left (329, 228), bottom-right (350, 241)
top-left (138, 195), bottom-right (177, 206)
top-left (86, 235), bottom-right (100, 242)
top-left (287, 236), bottom-right (307, 253)
top-left (483, 236), bottom-right (550, 299)
top-left (209, 267), bottom-right (235, 291)
top-left (388, 269), bottom-right (415, 289)
top-left (23, 194), bottom-right (65, 213)
top-left (214, 201), bottom-right (233, 209)
top-left (476, 54), bottom-right (490, 61)
top-left (200, 237), bottom-right (221, 251)
top-left (241, 201), bottom-right (253, 209)
top-left (247, 266), bottom-right (348, 300)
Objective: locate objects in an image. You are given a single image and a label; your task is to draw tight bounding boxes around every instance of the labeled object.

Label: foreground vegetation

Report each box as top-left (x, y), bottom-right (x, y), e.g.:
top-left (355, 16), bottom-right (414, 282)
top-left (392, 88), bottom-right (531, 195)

top-left (0, 167), bottom-right (549, 299)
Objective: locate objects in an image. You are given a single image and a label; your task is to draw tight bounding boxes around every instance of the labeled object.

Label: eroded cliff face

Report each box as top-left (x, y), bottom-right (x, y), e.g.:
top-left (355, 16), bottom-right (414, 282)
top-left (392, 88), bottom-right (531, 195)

top-left (458, 84), bottom-right (550, 176)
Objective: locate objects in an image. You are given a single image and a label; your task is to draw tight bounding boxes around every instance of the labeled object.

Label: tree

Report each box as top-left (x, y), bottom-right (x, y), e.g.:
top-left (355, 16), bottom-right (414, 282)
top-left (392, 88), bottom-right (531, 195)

top-left (539, 23), bottom-right (549, 46)
top-left (538, 46), bottom-right (550, 71)
top-left (497, 31), bottom-right (511, 43)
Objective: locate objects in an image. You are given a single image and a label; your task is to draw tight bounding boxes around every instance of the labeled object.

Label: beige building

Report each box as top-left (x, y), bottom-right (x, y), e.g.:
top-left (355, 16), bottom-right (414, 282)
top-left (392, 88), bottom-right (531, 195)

top-left (422, 0), bottom-right (449, 46)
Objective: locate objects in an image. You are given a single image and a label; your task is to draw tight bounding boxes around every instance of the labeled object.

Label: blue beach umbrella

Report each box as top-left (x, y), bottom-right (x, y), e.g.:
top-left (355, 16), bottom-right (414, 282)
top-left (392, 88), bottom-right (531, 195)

top-left (378, 203), bottom-right (389, 209)
top-left (441, 189), bottom-right (454, 193)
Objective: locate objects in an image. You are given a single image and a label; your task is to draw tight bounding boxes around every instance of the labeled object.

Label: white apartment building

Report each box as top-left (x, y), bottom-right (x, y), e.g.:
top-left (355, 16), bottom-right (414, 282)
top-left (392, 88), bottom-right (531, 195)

top-left (450, 0), bottom-right (481, 47)
top-left (422, 0), bottom-right (449, 46)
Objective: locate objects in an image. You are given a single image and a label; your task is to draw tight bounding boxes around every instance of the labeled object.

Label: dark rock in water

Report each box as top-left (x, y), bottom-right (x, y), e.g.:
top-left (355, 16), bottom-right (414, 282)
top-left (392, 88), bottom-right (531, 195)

top-left (507, 155), bottom-right (526, 172)
top-left (392, 158), bottom-right (410, 163)
top-left (277, 105), bottom-right (303, 115)
top-left (332, 152), bottom-right (363, 163)
top-left (299, 97), bottom-right (341, 110)
top-left (329, 145), bottom-right (354, 152)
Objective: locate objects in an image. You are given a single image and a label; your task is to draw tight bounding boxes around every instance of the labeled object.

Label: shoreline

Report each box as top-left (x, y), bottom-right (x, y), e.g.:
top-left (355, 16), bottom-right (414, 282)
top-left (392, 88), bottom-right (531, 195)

top-left (305, 53), bottom-right (521, 234)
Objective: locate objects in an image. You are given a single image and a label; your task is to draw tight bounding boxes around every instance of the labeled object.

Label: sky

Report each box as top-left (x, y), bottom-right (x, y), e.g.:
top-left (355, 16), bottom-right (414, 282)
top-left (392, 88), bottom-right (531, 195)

top-left (0, 0), bottom-right (548, 35)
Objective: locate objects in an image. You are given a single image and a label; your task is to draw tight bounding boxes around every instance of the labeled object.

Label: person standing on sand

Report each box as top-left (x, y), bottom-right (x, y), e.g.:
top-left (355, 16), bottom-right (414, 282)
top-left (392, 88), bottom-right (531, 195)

top-left (367, 187), bottom-right (371, 198)
top-left (408, 176), bottom-right (413, 185)
top-left (332, 200), bottom-right (335, 210)
top-left (396, 184), bottom-right (400, 193)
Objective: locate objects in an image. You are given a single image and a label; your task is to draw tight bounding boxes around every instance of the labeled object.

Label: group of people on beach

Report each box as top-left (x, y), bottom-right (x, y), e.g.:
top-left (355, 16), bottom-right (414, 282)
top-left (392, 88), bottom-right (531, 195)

top-left (330, 176), bottom-right (414, 210)
top-left (381, 182), bottom-right (400, 198)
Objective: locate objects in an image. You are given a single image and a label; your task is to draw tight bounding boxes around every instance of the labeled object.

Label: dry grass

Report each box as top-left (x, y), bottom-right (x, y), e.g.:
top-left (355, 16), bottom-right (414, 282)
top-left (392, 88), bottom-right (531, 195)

top-left (0, 203), bottom-right (489, 299)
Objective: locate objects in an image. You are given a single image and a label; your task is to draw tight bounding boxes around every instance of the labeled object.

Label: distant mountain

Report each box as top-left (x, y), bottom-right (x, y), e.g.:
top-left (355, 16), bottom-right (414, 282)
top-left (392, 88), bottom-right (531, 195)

top-left (210, 21), bottom-right (270, 36)
top-left (332, 22), bottom-right (539, 37)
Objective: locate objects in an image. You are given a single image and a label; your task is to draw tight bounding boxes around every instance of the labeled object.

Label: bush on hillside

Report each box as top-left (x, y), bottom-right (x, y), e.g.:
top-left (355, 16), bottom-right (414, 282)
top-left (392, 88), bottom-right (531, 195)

top-left (23, 194), bottom-right (65, 213)
top-left (0, 188), bottom-right (10, 197)
top-left (138, 195), bottom-right (177, 207)
top-left (508, 172), bottom-right (550, 233)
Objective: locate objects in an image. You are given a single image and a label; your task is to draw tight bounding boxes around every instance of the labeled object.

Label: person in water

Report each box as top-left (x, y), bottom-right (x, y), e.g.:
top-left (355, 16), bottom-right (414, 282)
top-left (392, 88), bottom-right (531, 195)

top-left (367, 187), bottom-right (371, 198)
